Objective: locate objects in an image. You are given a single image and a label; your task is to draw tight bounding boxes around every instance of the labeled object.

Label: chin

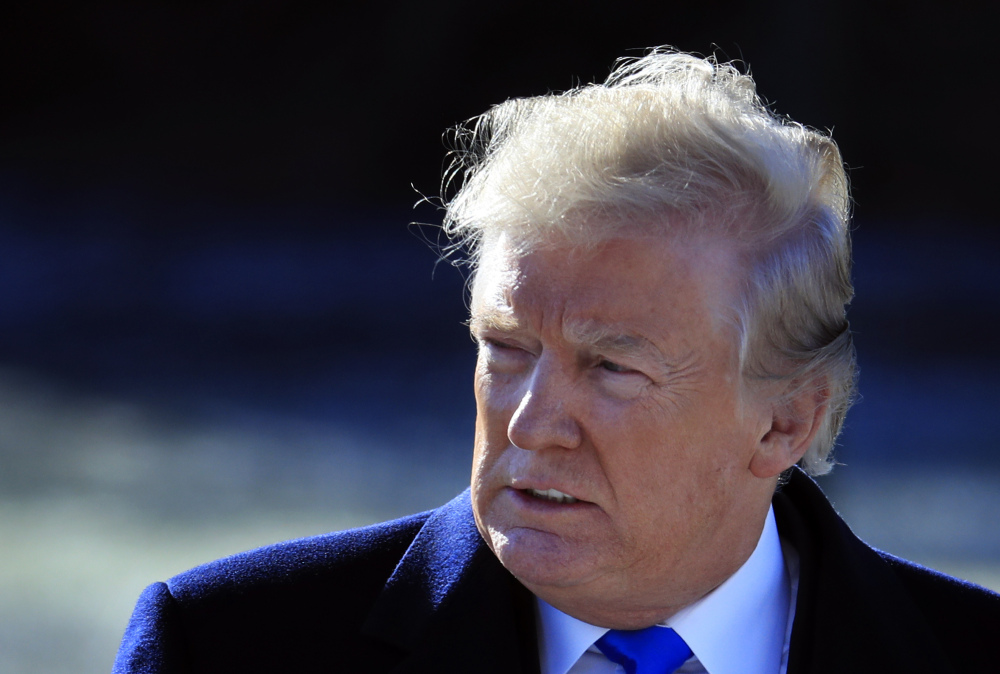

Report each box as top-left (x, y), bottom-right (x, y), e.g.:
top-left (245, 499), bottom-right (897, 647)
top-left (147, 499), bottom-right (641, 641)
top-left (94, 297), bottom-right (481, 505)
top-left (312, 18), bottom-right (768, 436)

top-left (489, 525), bottom-right (603, 590)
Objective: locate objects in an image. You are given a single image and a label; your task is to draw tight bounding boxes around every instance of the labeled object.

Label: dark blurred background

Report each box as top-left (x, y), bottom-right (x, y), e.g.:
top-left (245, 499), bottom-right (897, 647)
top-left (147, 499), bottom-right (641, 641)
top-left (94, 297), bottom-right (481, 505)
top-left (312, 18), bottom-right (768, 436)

top-left (2, 2), bottom-right (998, 672)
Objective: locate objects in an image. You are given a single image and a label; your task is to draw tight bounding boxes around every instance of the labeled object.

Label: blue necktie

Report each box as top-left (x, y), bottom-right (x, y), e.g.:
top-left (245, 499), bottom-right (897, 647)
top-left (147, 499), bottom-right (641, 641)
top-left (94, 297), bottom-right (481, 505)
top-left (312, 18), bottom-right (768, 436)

top-left (595, 626), bottom-right (693, 674)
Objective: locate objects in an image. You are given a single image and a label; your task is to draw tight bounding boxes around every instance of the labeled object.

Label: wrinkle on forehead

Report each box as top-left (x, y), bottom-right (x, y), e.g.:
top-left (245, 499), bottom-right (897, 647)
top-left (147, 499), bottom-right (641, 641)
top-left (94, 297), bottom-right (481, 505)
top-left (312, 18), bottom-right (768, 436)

top-left (470, 234), bottom-right (519, 315)
top-left (470, 230), bottom-right (744, 349)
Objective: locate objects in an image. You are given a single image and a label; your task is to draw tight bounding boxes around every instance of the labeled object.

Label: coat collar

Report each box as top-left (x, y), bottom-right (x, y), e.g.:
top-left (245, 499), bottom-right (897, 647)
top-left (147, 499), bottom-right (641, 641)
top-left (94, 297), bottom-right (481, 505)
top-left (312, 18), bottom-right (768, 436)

top-left (363, 473), bottom-right (958, 674)
top-left (776, 468), bottom-right (955, 674)
top-left (362, 489), bottom-right (540, 673)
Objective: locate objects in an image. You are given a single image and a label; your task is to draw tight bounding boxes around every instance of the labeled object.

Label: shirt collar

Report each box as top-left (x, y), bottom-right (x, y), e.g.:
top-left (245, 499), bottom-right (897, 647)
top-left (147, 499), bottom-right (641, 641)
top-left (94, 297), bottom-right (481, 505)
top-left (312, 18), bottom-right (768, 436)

top-left (535, 506), bottom-right (790, 674)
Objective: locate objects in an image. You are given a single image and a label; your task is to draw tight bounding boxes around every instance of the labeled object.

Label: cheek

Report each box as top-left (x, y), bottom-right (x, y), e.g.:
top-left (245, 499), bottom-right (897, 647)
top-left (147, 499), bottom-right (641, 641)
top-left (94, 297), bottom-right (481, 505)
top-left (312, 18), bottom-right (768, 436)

top-left (472, 371), bottom-right (516, 480)
top-left (473, 366), bottom-right (525, 433)
top-left (470, 418), bottom-right (499, 528)
top-left (587, 402), bottom-right (721, 506)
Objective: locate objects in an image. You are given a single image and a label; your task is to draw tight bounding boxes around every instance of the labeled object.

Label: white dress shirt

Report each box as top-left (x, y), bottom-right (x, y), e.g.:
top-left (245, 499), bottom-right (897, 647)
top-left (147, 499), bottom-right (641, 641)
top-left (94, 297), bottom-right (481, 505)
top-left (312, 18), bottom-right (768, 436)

top-left (535, 507), bottom-right (799, 674)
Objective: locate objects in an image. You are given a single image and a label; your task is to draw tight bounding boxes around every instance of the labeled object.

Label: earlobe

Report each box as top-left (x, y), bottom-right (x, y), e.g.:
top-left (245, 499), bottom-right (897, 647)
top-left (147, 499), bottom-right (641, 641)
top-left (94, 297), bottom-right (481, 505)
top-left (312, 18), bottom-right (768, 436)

top-left (750, 380), bottom-right (829, 478)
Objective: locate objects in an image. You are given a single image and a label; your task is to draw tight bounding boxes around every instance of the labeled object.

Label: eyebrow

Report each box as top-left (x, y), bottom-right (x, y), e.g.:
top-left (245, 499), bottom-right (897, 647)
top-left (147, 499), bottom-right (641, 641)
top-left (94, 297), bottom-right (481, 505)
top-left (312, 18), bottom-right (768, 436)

top-left (470, 311), bottom-right (667, 364)
top-left (468, 310), bottom-right (520, 336)
top-left (564, 319), bottom-right (667, 363)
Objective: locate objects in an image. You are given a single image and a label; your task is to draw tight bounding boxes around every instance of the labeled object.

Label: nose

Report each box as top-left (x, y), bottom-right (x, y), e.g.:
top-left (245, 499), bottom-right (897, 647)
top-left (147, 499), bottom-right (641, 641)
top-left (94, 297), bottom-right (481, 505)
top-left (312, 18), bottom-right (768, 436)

top-left (507, 356), bottom-right (583, 451)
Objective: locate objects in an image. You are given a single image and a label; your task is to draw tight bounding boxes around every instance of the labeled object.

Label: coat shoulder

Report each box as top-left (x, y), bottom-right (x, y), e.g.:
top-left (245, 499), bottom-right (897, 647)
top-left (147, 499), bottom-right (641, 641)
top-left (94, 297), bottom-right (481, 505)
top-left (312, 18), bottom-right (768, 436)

top-left (775, 469), bottom-right (1000, 673)
top-left (153, 510), bottom-right (435, 672)
top-left (877, 550), bottom-right (1000, 666)
top-left (167, 509), bottom-right (432, 602)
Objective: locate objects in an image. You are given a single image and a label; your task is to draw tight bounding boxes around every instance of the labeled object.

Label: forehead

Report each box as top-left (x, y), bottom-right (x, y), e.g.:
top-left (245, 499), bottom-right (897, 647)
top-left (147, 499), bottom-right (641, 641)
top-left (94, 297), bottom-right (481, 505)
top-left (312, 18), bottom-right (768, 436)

top-left (470, 233), bottom-right (741, 342)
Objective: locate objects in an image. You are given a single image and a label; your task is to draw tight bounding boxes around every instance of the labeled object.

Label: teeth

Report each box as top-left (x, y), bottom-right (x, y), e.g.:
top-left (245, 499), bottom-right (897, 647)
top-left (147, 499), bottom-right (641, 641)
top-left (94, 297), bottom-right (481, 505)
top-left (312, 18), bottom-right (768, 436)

top-left (527, 488), bottom-right (578, 504)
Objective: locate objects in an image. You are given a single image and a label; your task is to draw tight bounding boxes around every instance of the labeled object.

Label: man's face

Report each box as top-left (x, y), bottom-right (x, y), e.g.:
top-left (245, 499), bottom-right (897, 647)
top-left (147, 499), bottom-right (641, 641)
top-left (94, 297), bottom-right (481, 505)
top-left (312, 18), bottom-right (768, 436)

top-left (469, 233), bottom-right (780, 627)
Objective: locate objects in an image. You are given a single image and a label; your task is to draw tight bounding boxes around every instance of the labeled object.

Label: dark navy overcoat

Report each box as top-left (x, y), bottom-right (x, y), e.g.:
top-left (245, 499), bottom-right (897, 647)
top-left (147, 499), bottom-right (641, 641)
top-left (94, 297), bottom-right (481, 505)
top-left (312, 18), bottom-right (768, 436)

top-left (113, 469), bottom-right (1000, 673)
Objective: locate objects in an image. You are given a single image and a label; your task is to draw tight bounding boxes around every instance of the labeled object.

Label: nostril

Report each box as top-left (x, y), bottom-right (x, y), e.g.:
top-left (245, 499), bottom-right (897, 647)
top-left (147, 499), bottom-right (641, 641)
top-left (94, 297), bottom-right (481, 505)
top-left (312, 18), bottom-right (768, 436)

top-left (507, 396), bottom-right (582, 452)
top-left (505, 365), bottom-right (584, 451)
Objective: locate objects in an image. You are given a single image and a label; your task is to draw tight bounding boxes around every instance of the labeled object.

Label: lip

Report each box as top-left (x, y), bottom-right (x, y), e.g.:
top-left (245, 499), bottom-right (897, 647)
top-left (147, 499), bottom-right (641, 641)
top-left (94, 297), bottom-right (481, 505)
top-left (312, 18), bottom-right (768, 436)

top-left (508, 478), bottom-right (587, 502)
top-left (504, 486), bottom-right (598, 513)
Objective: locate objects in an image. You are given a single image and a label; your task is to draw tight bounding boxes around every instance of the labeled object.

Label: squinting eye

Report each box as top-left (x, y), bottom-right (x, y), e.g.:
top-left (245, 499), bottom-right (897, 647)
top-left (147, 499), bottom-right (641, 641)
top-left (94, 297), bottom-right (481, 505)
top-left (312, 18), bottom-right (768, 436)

top-left (599, 359), bottom-right (631, 373)
top-left (480, 338), bottom-right (528, 360)
top-left (482, 338), bottom-right (517, 351)
top-left (479, 337), bottom-right (531, 373)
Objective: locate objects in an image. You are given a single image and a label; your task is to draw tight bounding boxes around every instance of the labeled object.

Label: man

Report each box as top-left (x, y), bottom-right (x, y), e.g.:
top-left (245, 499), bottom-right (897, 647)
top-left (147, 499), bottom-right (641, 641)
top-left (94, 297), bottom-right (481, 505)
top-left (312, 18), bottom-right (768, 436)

top-left (113, 49), bottom-right (1000, 674)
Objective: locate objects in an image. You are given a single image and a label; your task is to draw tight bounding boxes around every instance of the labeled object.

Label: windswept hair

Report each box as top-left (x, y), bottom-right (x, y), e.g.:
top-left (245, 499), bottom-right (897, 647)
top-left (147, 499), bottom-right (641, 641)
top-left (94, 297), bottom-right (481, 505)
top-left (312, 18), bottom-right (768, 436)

top-left (442, 48), bottom-right (855, 475)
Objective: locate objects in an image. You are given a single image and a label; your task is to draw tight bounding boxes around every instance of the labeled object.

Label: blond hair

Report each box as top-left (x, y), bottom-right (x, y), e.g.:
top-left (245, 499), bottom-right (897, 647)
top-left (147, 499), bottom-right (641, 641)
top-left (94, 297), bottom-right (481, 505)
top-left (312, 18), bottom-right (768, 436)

top-left (443, 48), bottom-right (855, 475)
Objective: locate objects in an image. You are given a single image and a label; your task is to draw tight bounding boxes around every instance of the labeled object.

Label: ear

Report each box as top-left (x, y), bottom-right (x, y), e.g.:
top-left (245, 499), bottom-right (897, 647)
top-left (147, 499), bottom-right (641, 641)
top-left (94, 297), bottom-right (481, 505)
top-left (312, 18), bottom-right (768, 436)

top-left (750, 377), bottom-right (829, 478)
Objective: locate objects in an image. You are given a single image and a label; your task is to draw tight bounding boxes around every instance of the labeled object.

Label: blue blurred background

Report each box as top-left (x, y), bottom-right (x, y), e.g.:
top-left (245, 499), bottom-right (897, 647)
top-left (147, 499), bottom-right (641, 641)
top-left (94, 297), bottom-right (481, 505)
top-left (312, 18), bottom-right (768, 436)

top-left (2, 2), bottom-right (998, 671)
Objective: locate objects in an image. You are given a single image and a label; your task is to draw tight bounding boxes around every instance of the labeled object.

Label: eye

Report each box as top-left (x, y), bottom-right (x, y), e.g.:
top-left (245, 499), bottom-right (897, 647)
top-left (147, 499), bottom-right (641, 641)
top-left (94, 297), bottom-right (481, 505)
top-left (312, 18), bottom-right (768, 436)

top-left (599, 358), bottom-right (633, 374)
top-left (481, 337), bottom-right (519, 351)
top-left (478, 337), bottom-right (532, 374)
top-left (479, 336), bottom-right (530, 360)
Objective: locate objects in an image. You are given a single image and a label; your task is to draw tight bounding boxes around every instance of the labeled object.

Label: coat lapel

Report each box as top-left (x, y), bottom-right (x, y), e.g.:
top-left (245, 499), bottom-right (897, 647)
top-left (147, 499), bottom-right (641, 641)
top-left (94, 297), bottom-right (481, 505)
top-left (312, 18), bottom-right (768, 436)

top-left (775, 470), bottom-right (956, 674)
top-left (363, 473), bottom-right (957, 673)
top-left (362, 490), bottom-right (540, 673)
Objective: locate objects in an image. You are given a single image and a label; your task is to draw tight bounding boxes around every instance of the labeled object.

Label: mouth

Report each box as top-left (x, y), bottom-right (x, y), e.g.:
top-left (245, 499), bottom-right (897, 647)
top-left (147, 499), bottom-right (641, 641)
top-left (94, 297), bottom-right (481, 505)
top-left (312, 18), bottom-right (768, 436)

top-left (522, 488), bottom-right (579, 504)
